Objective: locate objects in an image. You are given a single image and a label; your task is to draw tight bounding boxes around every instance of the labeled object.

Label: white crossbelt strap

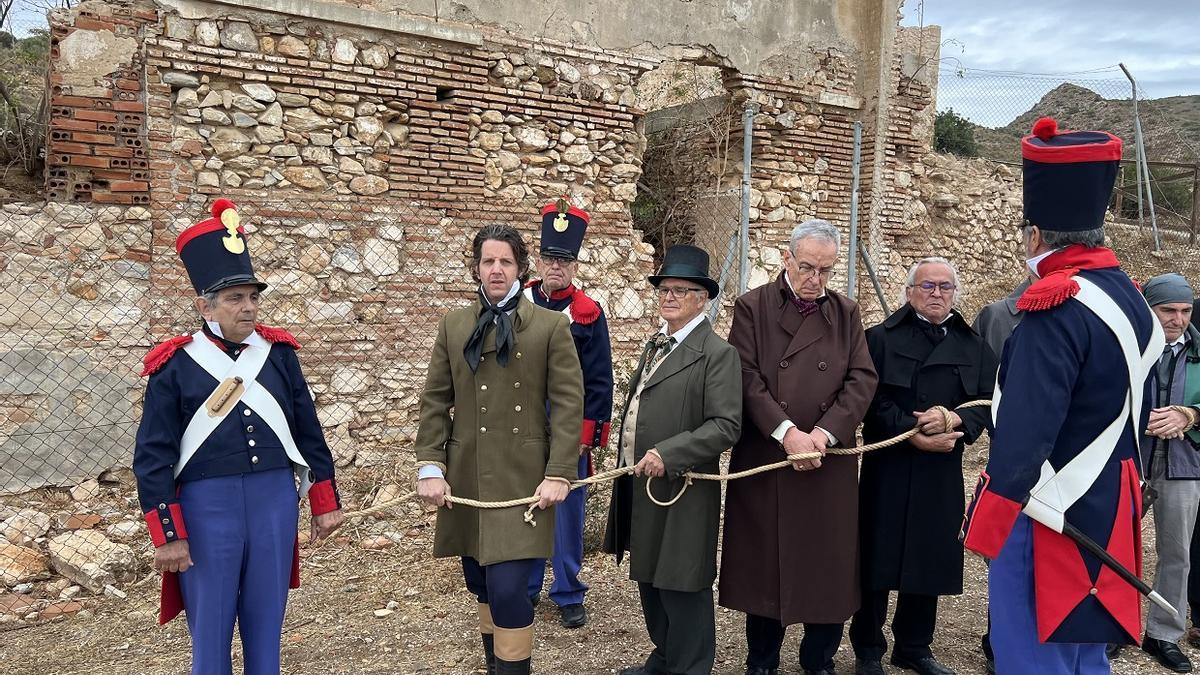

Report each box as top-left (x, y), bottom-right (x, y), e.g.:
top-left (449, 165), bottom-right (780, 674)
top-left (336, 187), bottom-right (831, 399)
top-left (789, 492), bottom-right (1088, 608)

top-left (177, 330), bottom-right (313, 496)
top-left (1018, 277), bottom-right (1163, 532)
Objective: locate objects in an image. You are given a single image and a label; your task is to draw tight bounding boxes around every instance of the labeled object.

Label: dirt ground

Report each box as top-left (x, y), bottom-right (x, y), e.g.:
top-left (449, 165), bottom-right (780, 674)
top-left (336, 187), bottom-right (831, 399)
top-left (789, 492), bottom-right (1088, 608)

top-left (4, 224), bottom-right (1198, 674)
top-left (0, 444), bottom-right (1187, 675)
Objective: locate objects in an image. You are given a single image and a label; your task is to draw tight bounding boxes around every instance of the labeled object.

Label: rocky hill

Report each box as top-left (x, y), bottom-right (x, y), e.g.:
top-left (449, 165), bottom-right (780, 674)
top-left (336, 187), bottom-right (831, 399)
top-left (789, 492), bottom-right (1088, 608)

top-left (970, 83), bottom-right (1200, 163)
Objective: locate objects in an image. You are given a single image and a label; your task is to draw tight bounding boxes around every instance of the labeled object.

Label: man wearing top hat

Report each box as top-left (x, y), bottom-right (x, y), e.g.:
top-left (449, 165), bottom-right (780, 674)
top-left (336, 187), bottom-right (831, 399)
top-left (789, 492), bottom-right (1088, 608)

top-left (415, 223), bottom-right (584, 675)
top-left (523, 199), bottom-right (614, 629)
top-left (604, 245), bottom-right (742, 675)
top-left (961, 119), bottom-right (1162, 674)
top-left (134, 198), bottom-right (344, 675)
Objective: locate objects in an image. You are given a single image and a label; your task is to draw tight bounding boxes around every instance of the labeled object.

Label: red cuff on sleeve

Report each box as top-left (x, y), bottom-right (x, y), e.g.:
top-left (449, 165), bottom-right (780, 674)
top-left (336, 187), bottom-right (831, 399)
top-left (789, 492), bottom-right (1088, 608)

top-left (580, 419), bottom-right (612, 448)
top-left (308, 479), bottom-right (340, 516)
top-left (961, 472), bottom-right (1023, 559)
top-left (144, 503), bottom-right (187, 548)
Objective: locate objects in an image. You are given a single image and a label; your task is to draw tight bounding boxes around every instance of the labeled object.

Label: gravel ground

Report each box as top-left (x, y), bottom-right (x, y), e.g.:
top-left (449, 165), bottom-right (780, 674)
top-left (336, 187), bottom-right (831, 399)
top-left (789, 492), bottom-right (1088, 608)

top-left (0, 445), bottom-right (1187, 675)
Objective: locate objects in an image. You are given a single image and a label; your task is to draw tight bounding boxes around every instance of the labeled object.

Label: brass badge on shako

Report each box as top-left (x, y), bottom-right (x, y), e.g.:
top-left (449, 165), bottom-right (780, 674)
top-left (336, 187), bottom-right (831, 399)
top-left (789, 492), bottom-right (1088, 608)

top-left (206, 376), bottom-right (245, 417)
top-left (553, 198), bottom-right (570, 232)
top-left (220, 207), bottom-right (246, 254)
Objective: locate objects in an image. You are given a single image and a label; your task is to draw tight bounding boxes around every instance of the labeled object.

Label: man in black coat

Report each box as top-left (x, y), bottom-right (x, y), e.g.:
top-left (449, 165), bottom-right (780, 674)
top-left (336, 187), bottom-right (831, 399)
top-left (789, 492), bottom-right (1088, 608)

top-left (849, 257), bottom-right (997, 675)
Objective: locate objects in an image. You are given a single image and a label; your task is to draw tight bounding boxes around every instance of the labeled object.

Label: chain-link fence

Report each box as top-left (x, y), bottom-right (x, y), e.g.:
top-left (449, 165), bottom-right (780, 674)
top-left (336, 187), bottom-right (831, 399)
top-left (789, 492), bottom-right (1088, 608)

top-left (935, 63), bottom-right (1199, 242)
top-left (0, 167), bottom-right (754, 625)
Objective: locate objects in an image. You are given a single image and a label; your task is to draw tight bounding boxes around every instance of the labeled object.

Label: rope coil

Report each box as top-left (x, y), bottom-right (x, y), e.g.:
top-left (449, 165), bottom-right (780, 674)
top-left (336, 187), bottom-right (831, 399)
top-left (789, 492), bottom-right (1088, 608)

top-left (346, 400), bottom-right (993, 525)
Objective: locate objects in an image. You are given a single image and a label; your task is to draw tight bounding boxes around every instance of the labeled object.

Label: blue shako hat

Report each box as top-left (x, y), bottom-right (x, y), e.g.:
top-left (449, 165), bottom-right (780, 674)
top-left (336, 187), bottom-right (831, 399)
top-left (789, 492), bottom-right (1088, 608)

top-left (1022, 117), bottom-right (1122, 233)
top-left (539, 198), bottom-right (590, 260)
top-left (175, 199), bottom-right (268, 295)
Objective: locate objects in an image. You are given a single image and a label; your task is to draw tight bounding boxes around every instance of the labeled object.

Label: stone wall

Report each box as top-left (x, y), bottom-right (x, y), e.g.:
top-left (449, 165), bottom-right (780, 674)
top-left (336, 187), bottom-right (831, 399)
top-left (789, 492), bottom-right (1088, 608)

top-left (12, 0), bottom-right (947, 495)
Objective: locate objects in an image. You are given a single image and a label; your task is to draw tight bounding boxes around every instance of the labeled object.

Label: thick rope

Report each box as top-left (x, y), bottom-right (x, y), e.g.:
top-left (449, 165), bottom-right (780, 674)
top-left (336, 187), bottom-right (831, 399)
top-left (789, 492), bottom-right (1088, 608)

top-left (346, 400), bottom-right (992, 524)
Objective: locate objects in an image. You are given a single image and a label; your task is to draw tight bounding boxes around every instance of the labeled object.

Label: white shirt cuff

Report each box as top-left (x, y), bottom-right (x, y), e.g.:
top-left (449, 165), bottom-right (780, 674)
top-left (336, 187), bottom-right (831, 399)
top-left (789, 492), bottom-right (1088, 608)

top-left (815, 426), bottom-right (837, 446)
top-left (771, 420), bottom-right (796, 442)
top-left (418, 465), bottom-right (444, 480)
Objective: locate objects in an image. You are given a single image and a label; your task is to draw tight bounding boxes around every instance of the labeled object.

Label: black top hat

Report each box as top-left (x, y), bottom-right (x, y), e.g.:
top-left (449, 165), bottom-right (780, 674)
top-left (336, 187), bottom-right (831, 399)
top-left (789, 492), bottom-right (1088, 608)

top-left (1022, 117), bottom-right (1122, 233)
top-left (539, 198), bottom-right (590, 260)
top-left (175, 199), bottom-right (268, 295)
top-left (649, 245), bottom-right (720, 298)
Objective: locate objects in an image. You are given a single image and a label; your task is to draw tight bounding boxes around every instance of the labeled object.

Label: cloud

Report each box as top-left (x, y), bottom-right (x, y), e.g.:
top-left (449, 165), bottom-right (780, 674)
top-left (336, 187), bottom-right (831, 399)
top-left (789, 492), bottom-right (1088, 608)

top-left (906, 0), bottom-right (1200, 124)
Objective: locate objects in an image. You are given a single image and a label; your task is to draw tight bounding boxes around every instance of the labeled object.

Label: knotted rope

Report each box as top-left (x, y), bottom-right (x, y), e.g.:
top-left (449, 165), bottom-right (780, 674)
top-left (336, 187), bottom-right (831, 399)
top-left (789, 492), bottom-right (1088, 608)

top-left (345, 400), bottom-right (992, 525)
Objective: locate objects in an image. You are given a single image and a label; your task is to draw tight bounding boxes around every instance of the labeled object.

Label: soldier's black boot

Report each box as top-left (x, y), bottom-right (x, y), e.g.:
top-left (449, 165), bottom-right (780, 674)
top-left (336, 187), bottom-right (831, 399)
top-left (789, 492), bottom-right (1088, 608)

top-left (481, 633), bottom-right (497, 675)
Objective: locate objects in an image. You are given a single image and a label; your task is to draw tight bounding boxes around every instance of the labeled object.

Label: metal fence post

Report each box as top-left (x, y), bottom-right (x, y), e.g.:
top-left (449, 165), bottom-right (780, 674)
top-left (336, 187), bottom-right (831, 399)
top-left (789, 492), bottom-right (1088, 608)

top-left (848, 121), bottom-right (862, 300)
top-left (739, 100), bottom-right (755, 295)
top-left (1121, 63), bottom-right (1159, 251)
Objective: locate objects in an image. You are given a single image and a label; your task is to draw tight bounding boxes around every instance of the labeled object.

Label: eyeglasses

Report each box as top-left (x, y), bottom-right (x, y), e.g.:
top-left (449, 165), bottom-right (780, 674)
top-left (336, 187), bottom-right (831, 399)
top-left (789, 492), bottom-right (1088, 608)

top-left (542, 256), bottom-right (575, 268)
top-left (909, 281), bottom-right (957, 294)
top-left (795, 263), bottom-right (835, 280)
top-left (655, 286), bottom-right (705, 299)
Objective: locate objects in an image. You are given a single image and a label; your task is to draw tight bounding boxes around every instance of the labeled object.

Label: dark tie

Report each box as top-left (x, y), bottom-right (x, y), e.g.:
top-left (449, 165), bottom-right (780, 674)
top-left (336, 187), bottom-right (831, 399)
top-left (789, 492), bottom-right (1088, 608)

top-left (643, 334), bottom-right (675, 377)
top-left (920, 321), bottom-right (946, 346)
top-left (1157, 345), bottom-right (1177, 405)
top-left (790, 296), bottom-right (820, 317)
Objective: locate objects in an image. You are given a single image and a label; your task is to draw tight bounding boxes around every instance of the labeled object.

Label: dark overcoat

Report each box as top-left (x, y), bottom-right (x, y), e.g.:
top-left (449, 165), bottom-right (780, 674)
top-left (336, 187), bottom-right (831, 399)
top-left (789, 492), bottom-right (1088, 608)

top-left (860, 304), bottom-right (996, 596)
top-left (603, 319), bottom-right (742, 593)
top-left (718, 274), bottom-right (878, 625)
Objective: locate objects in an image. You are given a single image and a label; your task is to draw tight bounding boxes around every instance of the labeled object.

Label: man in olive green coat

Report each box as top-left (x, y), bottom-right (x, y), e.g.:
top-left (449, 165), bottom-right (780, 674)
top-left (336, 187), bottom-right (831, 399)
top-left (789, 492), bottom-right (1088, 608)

top-left (415, 224), bottom-right (584, 675)
top-left (604, 245), bottom-right (743, 675)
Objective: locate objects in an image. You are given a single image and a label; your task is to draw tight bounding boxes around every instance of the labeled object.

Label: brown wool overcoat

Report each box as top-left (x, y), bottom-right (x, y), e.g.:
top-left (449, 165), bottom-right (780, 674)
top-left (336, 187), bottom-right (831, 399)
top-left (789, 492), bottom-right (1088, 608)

top-left (718, 273), bottom-right (878, 625)
top-left (414, 296), bottom-right (583, 565)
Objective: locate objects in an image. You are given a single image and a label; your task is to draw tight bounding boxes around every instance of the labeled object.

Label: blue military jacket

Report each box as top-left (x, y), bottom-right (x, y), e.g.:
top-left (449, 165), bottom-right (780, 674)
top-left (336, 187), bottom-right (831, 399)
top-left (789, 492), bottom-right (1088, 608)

top-left (526, 281), bottom-right (614, 449)
top-left (963, 248), bottom-right (1157, 644)
top-left (133, 325), bottom-right (340, 549)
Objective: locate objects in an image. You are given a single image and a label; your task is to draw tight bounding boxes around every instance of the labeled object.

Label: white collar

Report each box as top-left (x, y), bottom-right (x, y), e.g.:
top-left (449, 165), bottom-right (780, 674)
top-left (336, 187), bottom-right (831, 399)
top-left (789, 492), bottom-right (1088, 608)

top-left (1026, 249), bottom-right (1057, 278)
top-left (481, 281), bottom-right (522, 315)
top-left (914, 310), bottom-right (952, 326)
top-left (206, 320), bottom-right (225, 338)
top-left (1169, 333), bottom-right (1189, 351)
top-left (783, 270), bottom-right (827, 300)
top-left (659, 312), bottom-right (707, 346)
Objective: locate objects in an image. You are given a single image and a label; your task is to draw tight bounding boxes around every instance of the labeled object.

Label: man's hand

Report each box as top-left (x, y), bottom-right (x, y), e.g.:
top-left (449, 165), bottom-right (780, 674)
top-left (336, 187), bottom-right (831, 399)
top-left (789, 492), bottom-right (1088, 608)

top-left (914, 408), bottom-right (961, 435)
top-left (533, 478), bottom-right (570, 510)
top-left (910, 430), bottom-right (963, 452)
top-left (310, 508), bottom-right (344, 542)
top-left (633, 450), bottom-right (666, 478)
top-left (153, 540), bottom-right (193, 574)
top-left (783, 427), bottom-right (822, 471)
top-left (417, 477), bottom-right (453, 509)
top-left (1148, 407), bottom-right (1191, 440)
top-left (579, 443), bottom-right (591, 457)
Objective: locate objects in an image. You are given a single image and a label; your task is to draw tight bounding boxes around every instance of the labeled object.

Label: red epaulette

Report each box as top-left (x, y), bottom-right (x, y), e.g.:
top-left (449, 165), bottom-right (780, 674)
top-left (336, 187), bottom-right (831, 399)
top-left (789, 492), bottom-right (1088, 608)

top-left (1016, 268), bottom-right (1081, 312)
top-left (256, 324), bottom-right (301, 349)
top-left (141, 335), bottom-right (193, 377)
top-left (568, 289), bottom-right (602, 325)
top-left (524, 279), bottom-right (538, 289)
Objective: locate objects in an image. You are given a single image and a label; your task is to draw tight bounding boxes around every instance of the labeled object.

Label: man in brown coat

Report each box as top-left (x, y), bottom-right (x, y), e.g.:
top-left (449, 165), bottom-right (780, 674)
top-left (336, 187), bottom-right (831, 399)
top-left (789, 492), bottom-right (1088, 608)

top-left (604, 244), bottom-right (743, 675)
top-left (415, 224), bottom-right (584, 675)
top-left (719, 219), bottom-right (878, 675)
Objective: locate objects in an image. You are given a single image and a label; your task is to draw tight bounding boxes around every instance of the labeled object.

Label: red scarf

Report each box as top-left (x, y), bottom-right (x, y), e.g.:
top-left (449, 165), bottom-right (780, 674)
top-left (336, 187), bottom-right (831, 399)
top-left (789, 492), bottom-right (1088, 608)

top-left (1017, 245), bottom-right (1122, 311)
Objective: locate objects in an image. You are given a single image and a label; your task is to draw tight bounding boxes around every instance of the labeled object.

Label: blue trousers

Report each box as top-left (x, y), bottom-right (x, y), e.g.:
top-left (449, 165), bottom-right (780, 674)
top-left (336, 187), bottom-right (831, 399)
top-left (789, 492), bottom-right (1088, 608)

top-left (528, 453), bottom-right (589, 606)
top-left (464, 557), bottom-right (539, 628)
top-left (990, 515), bottom-right (1109, 675)
top-left (178, 469), bottom-right (298, 675)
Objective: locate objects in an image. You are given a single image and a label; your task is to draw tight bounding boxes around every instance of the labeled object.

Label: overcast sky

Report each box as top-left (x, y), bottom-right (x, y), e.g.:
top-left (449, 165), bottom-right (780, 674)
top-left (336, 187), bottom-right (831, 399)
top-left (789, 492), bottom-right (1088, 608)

top-left (902, 0), bottom-right (1200, 127)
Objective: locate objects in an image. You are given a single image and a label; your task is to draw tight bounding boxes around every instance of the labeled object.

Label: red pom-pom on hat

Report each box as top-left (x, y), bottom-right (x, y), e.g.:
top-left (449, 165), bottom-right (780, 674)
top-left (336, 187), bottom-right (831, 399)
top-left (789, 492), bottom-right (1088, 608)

top-left (1031, 117), bottom-right (1058, 141)
top-left (211, 198), bottom-right (236, 218)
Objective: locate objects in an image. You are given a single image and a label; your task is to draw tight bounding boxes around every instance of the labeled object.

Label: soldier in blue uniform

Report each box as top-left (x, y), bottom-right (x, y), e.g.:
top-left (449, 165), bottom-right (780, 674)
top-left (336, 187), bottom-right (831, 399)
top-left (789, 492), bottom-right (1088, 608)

top-left (524, 199), bottom-right (614, 629)
top-left (961, 119), bottom-right (1163, 675)
top-left (134, 198), bottom-right (344, 675)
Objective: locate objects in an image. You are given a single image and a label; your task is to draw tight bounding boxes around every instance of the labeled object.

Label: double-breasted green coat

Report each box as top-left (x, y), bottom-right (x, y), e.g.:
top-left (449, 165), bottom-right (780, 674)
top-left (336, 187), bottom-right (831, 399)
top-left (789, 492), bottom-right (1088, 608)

top-left (415, 296), bottom-right (583, 565)
top-left (603, 319), bottom-right (743, 593)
